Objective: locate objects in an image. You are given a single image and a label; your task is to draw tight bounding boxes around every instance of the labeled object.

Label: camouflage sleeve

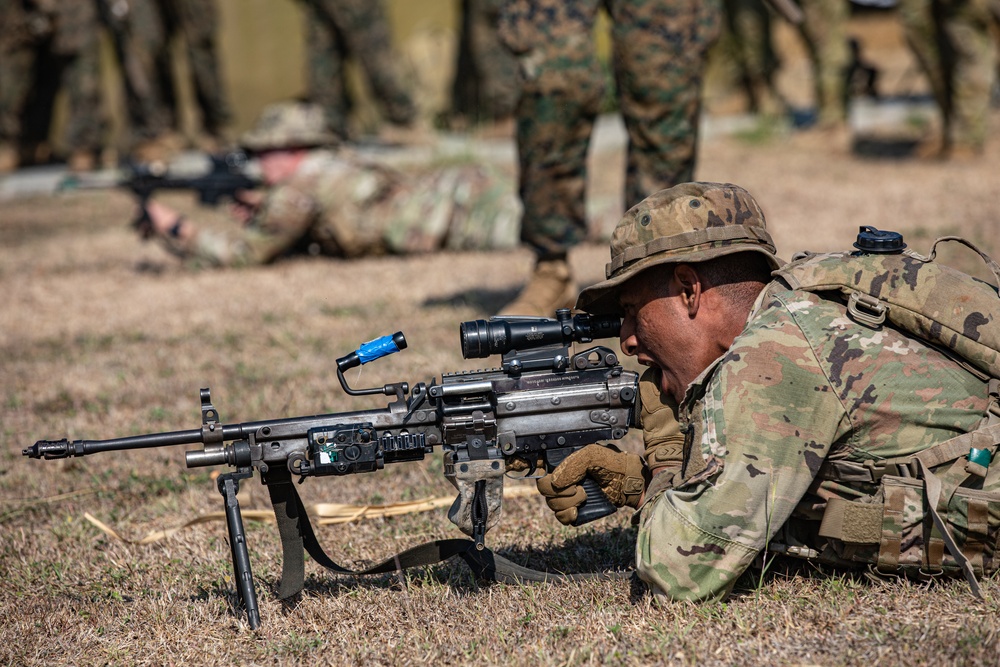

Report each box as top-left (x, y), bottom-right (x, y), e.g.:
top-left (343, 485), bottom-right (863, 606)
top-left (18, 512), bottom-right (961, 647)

top-left (161, 185), bottom-right (319, 267)
top-left (636, 293), bottom-right (852, 601)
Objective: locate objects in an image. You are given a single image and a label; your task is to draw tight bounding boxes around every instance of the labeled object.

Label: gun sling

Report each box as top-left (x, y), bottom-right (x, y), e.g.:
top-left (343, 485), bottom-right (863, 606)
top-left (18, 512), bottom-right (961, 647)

top-left (265, 471), bottom-right (630, 599)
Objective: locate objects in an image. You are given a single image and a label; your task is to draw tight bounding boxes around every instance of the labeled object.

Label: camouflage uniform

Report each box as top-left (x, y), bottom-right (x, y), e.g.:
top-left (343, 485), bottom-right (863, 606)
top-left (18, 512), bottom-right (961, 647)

top-left (100, 0), bottom-right (231, 143)
top-left (302, 0), bottom-right (417, 138)
top-left (635, 285), bottom-right (990, 600)
top-left (161, 150), bottom-right (521, 267)
top-left (569, 182), bottom-right (999, 601)
top-left (720, 0), bottom-right (784, 115)
top-left (0, 0), bottom-right (107, 160)
top-left (451, 0), bottom-right (520, 125)
top-left (898, 0), bottom-right (998, 152)
top-left (498, 0), bottom-right (722, 259)
top-left (793, 0), bottom-right (850, 128)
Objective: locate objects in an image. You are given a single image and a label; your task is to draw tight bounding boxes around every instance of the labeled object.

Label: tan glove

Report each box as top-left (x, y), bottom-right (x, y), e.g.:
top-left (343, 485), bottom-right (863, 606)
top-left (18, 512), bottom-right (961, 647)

top-left (536, 444), bottom-right (649, 525)
top-left (639, 368), bottom-right (686, 490)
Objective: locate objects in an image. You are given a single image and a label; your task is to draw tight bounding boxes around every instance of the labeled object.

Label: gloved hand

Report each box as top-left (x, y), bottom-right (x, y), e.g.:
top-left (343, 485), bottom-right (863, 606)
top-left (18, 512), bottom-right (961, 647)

top-left (536, 444), bottom-right (649, 525)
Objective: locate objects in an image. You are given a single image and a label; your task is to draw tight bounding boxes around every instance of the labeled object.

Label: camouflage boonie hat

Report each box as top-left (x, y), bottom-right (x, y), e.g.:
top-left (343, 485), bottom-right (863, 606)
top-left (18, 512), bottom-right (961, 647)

top-left (577, 182), bottom-right (782, 314)
top-left (240, 101), bottom-right (339, 153)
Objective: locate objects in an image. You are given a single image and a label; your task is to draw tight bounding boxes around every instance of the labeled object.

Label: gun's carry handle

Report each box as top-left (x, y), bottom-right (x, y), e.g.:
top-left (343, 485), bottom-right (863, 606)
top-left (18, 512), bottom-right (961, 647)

top-left (544, 446), bottom-right (619, 526)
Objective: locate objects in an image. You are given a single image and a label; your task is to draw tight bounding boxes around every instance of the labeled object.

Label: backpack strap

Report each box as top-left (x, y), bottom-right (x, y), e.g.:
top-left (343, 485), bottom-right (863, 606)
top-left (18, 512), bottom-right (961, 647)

top-left (924, 236), bottom-right (1000, 287)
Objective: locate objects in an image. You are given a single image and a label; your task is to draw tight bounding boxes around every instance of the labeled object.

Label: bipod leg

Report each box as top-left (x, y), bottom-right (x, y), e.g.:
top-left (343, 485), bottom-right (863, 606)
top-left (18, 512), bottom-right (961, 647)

top-left (218, 470), bottom-right (261, 630)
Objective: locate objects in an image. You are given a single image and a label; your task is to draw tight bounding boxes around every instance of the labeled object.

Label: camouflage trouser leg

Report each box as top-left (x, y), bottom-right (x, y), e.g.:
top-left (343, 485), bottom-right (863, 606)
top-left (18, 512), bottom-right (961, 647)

top-left (899, 0), bottom-right (996, 149)
top-left (105, 0), bottom-right (173, 141)
top-left (941, 0), bottom-right (996, 148)
top-left (0, 46), bottom-right (34, 145)
top-left (171, 0), bottom-right (232, 134)
top-left (452, 0), bottom-right (520, 122)
top-left (499, 0), bottom-right (605, 258)
top-left (722, 0), bottom-right (781, 114)
top-left (795, 0), bottom-right (850, 126)
top-left (611, 0), bottom-right (722, 209)
top-left (307, 0), bottom-right (417, 126)
top-left (305, 3), bottom-right (351, 138)
top-left (59, 34), bottom-right (108, 152)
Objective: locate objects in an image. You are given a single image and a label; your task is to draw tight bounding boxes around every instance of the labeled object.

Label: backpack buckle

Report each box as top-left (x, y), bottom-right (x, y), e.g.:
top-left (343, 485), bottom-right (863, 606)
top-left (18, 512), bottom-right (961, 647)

top-left (848, 291), bottom-right (887, 328)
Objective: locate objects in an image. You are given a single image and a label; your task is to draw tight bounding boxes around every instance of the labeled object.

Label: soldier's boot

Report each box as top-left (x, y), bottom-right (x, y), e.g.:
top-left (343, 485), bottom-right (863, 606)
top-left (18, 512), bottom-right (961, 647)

top-left (0, 143), bottom-right (18, 174)
top-left (499, 257), bottom-right (576, 317)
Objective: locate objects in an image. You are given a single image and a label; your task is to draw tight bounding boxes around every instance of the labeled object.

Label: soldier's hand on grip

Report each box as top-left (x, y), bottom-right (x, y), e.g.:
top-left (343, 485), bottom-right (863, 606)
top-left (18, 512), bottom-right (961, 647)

top-left (536, 444), bottom-right (648, 525)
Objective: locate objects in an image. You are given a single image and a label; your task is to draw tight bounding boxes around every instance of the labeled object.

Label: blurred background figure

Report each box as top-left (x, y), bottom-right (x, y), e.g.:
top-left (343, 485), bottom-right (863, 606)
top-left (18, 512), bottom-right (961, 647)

top-left (792, 0), bottom-right (851, 140)
top-left (720, 0), bottom-right (787, 117)
top-left (496, 0), bottom-right (722, 317)
top-left (139, 101), bottom-right (520, 267)
top-left (0, 0), bottom-right (108, 173)
top-left (301, 0), bottom-right (419, 140)
top-left (447, 0), bottom-right (520, 130)
top-left (897, 0), bottom-right (998, 158)
top-left (100, 0), bottom-right (233, 162)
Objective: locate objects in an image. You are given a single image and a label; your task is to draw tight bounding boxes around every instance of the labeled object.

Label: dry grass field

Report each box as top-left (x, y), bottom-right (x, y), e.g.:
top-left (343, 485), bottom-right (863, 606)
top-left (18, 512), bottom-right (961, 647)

top-left (4, 10), bottom-right (1000, 662)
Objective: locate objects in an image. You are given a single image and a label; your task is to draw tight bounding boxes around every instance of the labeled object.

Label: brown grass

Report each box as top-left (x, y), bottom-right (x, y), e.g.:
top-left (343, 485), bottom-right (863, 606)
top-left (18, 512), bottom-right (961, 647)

top-left (3, 45), bottom-right (1000, 665)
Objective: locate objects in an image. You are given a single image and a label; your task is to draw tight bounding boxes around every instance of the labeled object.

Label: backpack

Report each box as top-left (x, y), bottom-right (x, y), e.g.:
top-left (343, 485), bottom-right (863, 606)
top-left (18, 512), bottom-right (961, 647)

top-left (772, 227), bottom-right (1000, 596)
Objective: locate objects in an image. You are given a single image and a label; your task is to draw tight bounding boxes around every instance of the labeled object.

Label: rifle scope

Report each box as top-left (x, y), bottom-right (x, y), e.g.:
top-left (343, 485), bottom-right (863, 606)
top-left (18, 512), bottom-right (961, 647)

top-left (460, 309), bottom-right (621, 359)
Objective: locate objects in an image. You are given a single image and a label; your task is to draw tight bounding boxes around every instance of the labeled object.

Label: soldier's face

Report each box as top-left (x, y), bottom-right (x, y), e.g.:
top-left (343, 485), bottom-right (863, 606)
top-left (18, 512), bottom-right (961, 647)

top-left (258, 149), bottom-right (306, 184)
top-left (618, 264), bottom-right (716, 403)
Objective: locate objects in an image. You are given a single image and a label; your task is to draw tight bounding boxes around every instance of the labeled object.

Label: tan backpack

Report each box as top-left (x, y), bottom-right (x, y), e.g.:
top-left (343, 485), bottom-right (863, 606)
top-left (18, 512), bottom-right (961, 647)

top-left (773, 227), bottom-right (1000, 596)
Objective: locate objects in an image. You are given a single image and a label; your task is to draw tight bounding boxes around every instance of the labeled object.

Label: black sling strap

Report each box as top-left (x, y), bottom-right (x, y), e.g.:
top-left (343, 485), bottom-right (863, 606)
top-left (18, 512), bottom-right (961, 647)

top-left (265, 471), bottom-right (629, 599)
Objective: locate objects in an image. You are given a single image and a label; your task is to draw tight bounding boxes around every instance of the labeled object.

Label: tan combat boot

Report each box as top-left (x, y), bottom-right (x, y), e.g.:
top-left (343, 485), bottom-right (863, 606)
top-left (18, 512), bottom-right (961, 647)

top-left (499, 257), bottom-right (576, 317)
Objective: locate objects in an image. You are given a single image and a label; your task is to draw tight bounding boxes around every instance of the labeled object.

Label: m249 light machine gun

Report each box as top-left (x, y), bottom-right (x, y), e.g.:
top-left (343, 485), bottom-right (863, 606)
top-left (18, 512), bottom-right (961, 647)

top-left (24, 310), bottom-right (639, 629)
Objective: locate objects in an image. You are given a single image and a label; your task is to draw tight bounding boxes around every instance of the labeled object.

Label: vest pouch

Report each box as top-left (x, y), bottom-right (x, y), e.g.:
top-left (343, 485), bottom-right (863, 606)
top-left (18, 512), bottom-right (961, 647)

top-left (877, 475), bottom-right (1000, 577)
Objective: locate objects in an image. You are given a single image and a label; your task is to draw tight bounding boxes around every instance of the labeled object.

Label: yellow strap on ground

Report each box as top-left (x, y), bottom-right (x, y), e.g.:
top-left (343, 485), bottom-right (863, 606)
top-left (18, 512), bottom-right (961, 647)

top-left (83, 485), bottom-right (538, 544)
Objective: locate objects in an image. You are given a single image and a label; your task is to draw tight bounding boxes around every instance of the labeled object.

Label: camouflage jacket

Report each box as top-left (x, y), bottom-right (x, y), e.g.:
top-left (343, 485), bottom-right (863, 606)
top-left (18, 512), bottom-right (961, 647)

top-left (635, 282), bottom-right (990, 601)
top-left (169, 150), bottom-right (520, 267)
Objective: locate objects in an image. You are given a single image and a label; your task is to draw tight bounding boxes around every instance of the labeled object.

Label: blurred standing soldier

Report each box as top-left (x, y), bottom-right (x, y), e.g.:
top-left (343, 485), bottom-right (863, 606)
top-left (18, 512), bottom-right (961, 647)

top-left (449, 0), bottom-right (520, 128)
top-left (301, 0), bottom-right (418, 139)
top-left (157, 0), bottom-right (233, 150)
top-left (721, 0), bottom-right (786, 116)
top-left (898, 0), bottom-right (998, 158)
top-left (0, 0), bottom-right (108, 173)
top-left (138, 102), bottom-right (521, 267)
top-left (792, 0), bottom-right (851, 137)
top-left (100, 0), bottom-right (232, 160)
top-left (495, 0), bottom-right (723, 317)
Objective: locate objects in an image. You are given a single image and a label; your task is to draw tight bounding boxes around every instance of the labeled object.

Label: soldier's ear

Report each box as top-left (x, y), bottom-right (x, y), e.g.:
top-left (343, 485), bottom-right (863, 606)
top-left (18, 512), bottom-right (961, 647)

top-left (672, 264), bottom-right (702, 316)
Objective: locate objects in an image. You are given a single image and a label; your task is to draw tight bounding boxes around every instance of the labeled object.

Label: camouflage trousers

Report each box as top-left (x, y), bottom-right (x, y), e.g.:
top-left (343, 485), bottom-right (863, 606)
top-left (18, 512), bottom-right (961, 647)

top-left (498, 0), bottom-right (722, 258)
top-left (451, 0), bottom-right (521, 124)
top-left (794, 0), bottom-right (850, 127)
top-left (0, 0), bottom-right (106, 153)
top-left (303, 0), bottom-right (417, 137)
top-left (898, 0), bottom-right (998, 150)
top-left (101, 0), bottom-right (231, 142)
top-left (720, 0), bottom-right (783, 115)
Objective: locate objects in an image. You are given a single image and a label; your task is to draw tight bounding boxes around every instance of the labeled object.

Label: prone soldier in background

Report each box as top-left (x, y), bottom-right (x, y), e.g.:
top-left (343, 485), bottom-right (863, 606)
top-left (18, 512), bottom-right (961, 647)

top-left (140, 101), bottom-right (521, 267)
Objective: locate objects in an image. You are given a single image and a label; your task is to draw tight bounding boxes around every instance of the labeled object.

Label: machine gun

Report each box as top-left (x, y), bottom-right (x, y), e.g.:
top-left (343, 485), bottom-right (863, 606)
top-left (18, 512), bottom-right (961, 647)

top-left (124, 151), bottom-right (259, 234)
top-left (24, 310), bottom-right (639, 629)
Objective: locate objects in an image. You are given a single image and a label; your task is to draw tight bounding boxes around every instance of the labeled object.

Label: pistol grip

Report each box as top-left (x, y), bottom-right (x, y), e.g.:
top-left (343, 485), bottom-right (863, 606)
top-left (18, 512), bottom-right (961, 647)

top-left (545, 447), bottom-right (619, 527)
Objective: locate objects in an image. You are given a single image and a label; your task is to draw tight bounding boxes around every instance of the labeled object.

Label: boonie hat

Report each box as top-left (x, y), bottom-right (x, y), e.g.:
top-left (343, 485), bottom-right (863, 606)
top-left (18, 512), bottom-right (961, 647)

top-left (240, 101), bottom-right (339, 153)
top-left (577, 182), bottom-right (782, 314)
